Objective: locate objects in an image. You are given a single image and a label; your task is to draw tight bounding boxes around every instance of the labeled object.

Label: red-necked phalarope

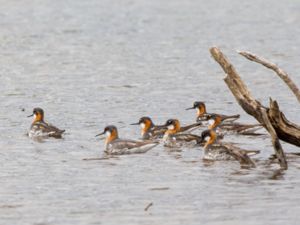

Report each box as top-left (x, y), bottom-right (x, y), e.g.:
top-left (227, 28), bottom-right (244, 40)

top-left (201, 129), bottom-right (259, 165)
top-left (131, 116), bottom-right (203, 140)
top-left (186, 101), bottom-right (240, 122)
top-left (28, 107), bottom-right (65, 138)
top-left (130, 117), bottom-right (167, 140)
top-left (162, 119), bottom-right (202, 148)
top-left (206, 113), bottom-right (263, 135)
top-left (96, 125), bottom-right (159, 155)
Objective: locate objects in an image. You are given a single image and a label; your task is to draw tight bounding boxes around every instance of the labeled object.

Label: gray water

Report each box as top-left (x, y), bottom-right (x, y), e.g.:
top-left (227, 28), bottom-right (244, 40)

top-left (1, 0), bottom-right (300, 224)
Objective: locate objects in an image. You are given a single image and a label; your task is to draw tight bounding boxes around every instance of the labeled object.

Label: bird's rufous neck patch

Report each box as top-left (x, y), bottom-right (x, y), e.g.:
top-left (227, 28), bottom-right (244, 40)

top-left (105, 129), bottom-right (118, 145)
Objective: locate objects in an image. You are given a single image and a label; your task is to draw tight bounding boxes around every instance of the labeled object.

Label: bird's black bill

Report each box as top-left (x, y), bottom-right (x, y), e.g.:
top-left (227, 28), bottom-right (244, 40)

top-left (27, 113), bottom-right (34, 117)
top-left (185, 107), bottom-right (194, 110)
top-left (155, 124), bottom-right (168, 129)
top-left (130, 122), bottom-right (139, 125)
top-left (95, 132), bottom-right (105, 137)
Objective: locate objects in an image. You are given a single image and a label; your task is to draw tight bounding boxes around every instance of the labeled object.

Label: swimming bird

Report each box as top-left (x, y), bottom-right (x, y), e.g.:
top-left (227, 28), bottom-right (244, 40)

top-left (28, 107), bottom-right (65, 138)
top-left (186, 101), bottom-right (240, 122)
top-left (206, 113), bottom-right (263, 135)
top-left (131, 116), bottom-right (202, 140)
top-left (130, 117), bottom-right (167, 140)
top-left (162, 119), bottom-right (202, 148)
top-left (201, 129), bottom-right (259, 166)
top-left (96, 125), bottom-right (159, 155)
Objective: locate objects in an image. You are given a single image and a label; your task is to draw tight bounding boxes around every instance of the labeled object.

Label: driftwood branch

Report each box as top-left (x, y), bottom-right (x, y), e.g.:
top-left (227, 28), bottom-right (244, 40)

top-left (260, 108), bottom-right (287, 168)
top-left (210, 47), bottom-right (291, 169)
top-left (239, 51), bottom-right (300, 103)
top-left (221, 143), bottom-right (257, 168)
top-left (268, 99), bottom-right (300, 145)
top-left (144, 202), bottom-right (153, 211)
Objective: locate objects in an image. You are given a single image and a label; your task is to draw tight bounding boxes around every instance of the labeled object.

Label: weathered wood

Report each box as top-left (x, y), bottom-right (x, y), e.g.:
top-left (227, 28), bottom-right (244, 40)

top-left (209, 47), bottom-right (293, 169)
top-left (210, 47), bottom-right (263, 122)
top-left (210, 48), bottom-right (252, 98)
top-left (268, 99), bottom-right (300, 146)
top-left (260, 108), bottom-right (287, 169)
top-left (221, 143), bottom-right (257, 168)
top-left (210, 48), bottom-right (300, 146)
top-left (239, 51), bottom-right (300, 103)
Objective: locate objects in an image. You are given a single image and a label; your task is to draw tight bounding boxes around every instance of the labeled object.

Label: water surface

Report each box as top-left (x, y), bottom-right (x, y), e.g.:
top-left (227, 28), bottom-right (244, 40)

top-left (1, 0), bottom-right (300, 224)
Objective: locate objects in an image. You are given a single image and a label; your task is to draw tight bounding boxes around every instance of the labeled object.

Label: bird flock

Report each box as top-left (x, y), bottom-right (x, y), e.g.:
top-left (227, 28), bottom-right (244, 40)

top-left (28, 101), bottom-right (264, 166)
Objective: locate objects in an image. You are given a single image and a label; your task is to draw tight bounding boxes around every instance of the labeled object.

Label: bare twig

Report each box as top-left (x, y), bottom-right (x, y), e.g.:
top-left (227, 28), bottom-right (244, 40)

top-left (144, 202), bottom-right (153, 211)
top-left (149, 187), bottom-right (170, 191)
top-left (260, 108), bottom-right (287, 169)
top-left (239, 51), bottom-right (300, 103)
top-left (221, 143), bottom-right (257, 168)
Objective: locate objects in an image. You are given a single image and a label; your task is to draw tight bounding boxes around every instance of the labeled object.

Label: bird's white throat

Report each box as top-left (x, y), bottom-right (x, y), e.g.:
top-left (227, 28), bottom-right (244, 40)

top-left (105, 131), bottom-right (111, 137)
top-left (208, 119), bottom-right (215, 126)
top-left (168, 125), bottom-right (175, 130)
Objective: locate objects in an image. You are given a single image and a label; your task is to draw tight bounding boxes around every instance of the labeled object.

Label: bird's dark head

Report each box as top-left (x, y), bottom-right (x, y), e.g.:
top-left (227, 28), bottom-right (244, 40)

top-left (96, 125), bottom-right (119, 143)
top-left (139, 117), bottom-right (153, 126)
top-left (164, 119), bottom-right (180, 133)
top-left (131, 116), bottom-right (154, 134)
top-left (201, 129), bottom-right (217, 149)
top-left (186, 101), bottom-right (206, 116)
top-left (206, 113), bottom-right (222, 129)
top-left (28, 107), bottom-right (44, 122)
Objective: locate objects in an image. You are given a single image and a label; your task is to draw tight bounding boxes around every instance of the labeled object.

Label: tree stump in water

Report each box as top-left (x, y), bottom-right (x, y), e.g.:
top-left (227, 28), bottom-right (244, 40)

top-left (209, 47), bottom-right (300, 170)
